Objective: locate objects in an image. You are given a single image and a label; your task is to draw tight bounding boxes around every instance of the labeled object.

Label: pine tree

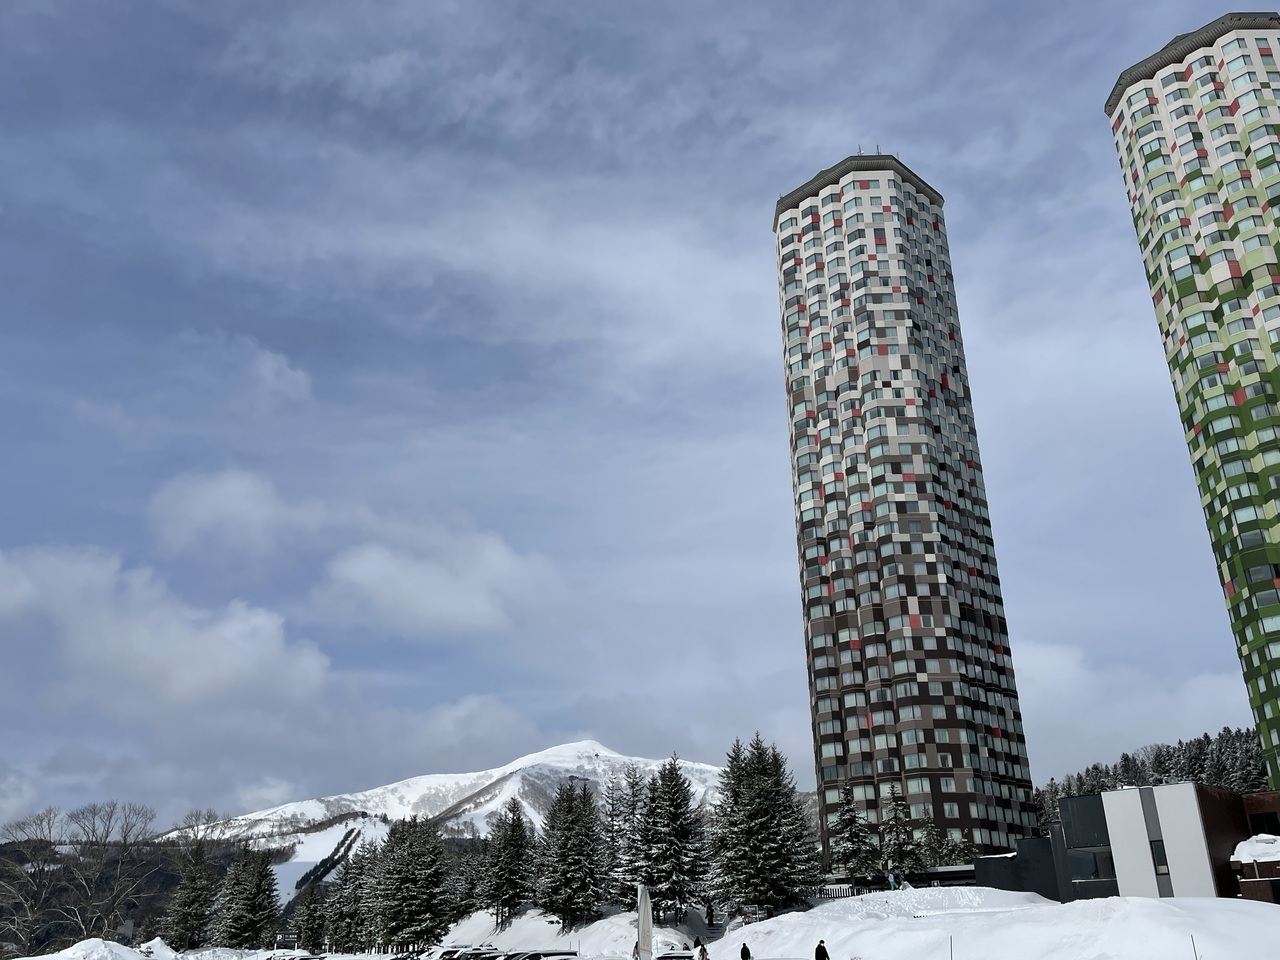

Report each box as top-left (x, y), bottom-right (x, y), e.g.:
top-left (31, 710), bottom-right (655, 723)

top-left (618, 763), bottom-right (649, 908)
top-left (707, 735), bottom-right (820, 913)
top-left (160, 839), bottom-right (218, 950)
top-left (376, 817), bottom-right (450, 950)
top-left (706, 738), bottom-right (750, 909)
top-left (210, 848), bottom-right (279, 949)
top-left (941, 830), bottom-right (979, 866)
top-left (326, 841), bottom-right (377, 952)
top-left (538, 783), bottom-right (605, 930)
top-left (828, 781), bottom-right (878, 879)
top-left (446, 848), bottom-right (487, 924)
top-left (635, 758), bottom-right (702, 922)
top-left (877, 786), bottom-right (922, 880)
top-left (290, 883), bottom-right (327, 954)
top-left (486, 797), bottom-right (533, 927)
top-left (916, 816), bottom-right (949, 869)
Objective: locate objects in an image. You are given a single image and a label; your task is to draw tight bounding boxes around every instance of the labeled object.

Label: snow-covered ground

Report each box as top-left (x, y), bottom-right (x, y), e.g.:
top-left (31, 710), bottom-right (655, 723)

top-left (18, 887), bottom-right (1277, 960)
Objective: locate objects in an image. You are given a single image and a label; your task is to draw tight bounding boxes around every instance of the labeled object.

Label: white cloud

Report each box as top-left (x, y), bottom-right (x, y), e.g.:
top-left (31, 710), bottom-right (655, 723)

top-left (234, 776), bottom-right (300, 813)
top-left (0, 762), bottom-right (37, 822)
top-left (248, 345), bottom-right (312, 406)
top-left (1016, 641), bottom-right (1254, 781)
top-left (0, 545), bottom-right (330, 718)
top-left (315, 535), bottom-right (561, 637)
top-left (148, 469), bottom-right (323, 557)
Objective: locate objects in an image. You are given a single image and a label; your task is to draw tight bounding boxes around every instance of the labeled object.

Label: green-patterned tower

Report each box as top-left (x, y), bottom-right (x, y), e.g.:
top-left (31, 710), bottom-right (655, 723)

top-left (1106, 11), bottom-right (1280, 787)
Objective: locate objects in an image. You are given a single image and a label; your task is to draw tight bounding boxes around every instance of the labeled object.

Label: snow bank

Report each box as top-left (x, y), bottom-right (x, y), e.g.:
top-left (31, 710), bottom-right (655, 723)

top-left (446, 906), bottom-right (698, 958)
top-left (705, 887), bottom-right (1274, 960)
top-left (1233, 832), bottom-right (1280, 863)
top-left (20, 890), bottom-right (1275, 960)
top-left (136, 940), bottom-right (179, 960)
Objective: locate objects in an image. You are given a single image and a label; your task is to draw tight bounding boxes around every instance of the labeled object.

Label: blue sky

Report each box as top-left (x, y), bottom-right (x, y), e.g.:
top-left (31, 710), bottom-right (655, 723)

top-left (0, 0), bottom-right (1256, 824)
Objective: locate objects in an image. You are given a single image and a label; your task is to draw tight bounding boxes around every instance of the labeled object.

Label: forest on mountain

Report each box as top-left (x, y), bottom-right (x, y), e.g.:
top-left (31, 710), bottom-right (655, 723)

top-left (1033, 726), bottom-right (1268, 824)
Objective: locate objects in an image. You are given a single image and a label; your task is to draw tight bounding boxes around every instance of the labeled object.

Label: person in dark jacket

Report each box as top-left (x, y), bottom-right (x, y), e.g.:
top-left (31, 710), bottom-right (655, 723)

top-left (740, 944), bottom-right (751, 960)
top-left (815, 941), bottom-right (829, 960)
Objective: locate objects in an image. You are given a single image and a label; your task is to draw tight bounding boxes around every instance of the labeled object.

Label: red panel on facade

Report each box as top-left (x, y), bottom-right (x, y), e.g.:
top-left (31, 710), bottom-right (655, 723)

top-left (1227, 580), bottom-right (1238, 598)
top-left (1219, 362), bottom-right (1231, 372)
top-left (903, 472), bottom-right (916, 481)
top-left (860, 180), bottom-right (869, 189)
top-left (1193, 422), bottom-right (1203, 435)
top-left (909, 615), bottom-right (922, 629)
top-left (1235, 388), bottom-right (1247, 406)
top-left (878, 344), bottom-right (888, 355)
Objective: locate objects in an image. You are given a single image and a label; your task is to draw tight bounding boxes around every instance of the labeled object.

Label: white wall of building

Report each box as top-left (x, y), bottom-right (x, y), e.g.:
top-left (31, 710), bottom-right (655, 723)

top-left (1101, 789), bottom-right (1160, 897)
top-left (1153, 783), bottom-right (1216, 897)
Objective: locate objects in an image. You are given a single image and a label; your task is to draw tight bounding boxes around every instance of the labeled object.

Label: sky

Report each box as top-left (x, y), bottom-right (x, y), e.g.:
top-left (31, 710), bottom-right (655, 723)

top-left (0, 0), bottom-right (1260, 827)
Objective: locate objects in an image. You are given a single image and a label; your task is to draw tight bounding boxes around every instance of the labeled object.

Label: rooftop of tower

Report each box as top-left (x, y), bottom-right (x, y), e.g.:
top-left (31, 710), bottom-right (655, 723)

top-left (773, 154), bottom-right (943, 228)
top-left (1103, 11), bottom-right (1280, 116)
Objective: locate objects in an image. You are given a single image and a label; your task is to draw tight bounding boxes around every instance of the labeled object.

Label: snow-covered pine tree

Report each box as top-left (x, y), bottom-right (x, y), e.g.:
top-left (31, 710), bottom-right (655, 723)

top-left (376, 817), bottom-right (450, 951)
top-left (160, 839), bottom-right (218, 950)
top-left (209, 848), bottom-right (279, 949)
top-left (827, 781), bottom-right (878, 879)
top-left (486, 797), bottom-right (533, 927)
top-left (618, 762), bottom-right (649, 908)
top-left (941, 830), bottom-right (979, 867)
top-left (707, 735), bottom-right (820, 913)
top-left (876, 785), bottom-right (922, 880)
top-left (325, 840), bottom-right (377, 952)
top-left (290, 883), bottom-right (327, 954)
top-left (444, 848), bottom-right (486, 924)
top-left (705, 738), bottom-right (750, 910)
top-left (915, 816), bottom-right (948, 868)
top-left (538, 783), bottom-right (605, 931)
top-left (634, 758), bottom-right (702, 922)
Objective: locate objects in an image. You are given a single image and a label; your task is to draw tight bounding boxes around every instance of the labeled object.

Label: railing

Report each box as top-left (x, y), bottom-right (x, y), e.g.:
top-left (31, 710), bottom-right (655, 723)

top-left (817, 884), bottom-right (876, 899)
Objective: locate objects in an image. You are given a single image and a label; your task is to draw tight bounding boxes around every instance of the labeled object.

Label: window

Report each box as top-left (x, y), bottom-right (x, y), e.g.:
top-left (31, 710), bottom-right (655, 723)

top-left (1150, 839), bottom-right (1170, 875)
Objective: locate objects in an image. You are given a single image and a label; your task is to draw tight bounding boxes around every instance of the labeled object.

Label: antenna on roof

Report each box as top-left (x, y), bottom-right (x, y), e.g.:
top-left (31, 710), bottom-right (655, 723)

top-left (857, 144), bottom-right (862, 155)
top-left (876, 143), bottom-right (881, 153)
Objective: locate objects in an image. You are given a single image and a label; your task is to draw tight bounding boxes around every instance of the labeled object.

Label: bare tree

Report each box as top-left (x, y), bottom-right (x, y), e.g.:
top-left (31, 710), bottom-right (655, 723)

top-left (53, 801), bottom-right (160, 942)
top-left (0, 807), bottom-right (66, 954)
top-left (172, 808), bottom-right (229, 854)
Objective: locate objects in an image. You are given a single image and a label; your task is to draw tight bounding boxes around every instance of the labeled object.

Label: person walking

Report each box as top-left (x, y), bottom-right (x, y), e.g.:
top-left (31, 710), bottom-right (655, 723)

top-left (740, 944), bottom-right (751, 960)
top-left (693, 938), bottom-right (702, 950)
top-left (815, 940), bottom-right (829, 960)
top-left (698, 946), bottom-right (709, 960)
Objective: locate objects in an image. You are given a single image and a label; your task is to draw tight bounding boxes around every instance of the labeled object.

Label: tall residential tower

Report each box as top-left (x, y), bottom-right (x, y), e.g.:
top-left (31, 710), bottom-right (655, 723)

top-left (773, 156), bottom-right (1035, 851)
top-left (1106, 12), bottom-right (1280, 787)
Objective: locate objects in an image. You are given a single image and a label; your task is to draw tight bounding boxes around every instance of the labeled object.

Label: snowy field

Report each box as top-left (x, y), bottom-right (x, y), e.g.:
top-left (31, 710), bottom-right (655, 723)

top-left (19, 887), bottom-right (1278, 960)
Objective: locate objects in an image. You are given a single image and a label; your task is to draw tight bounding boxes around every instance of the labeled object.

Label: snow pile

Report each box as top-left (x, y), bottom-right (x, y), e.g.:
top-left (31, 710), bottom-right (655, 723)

top-left (41, 941), bottom-right (143, 960)
top-left (136, 941), bottom-right (179, 960)
top-left (705, 887), bottom-right (1274, 960)
top-left (21, 888), bottom-right (1276, 960)
top-left (447, 906), bottom-right (701, 958)
top-left (1233, 832), bottom-right (1280, 863)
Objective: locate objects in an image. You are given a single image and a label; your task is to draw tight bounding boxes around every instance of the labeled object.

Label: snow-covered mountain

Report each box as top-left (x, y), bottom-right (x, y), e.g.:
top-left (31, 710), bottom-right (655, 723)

top-left (211, 740), bottom-right (723, 897)
top-left (220, 740), bottom-right (722, 840)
